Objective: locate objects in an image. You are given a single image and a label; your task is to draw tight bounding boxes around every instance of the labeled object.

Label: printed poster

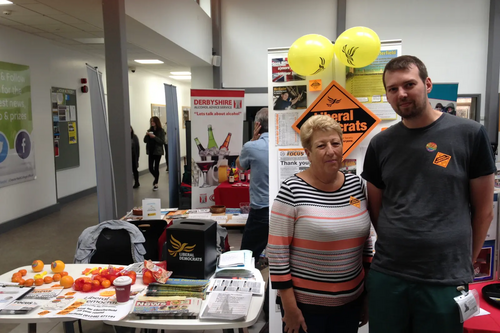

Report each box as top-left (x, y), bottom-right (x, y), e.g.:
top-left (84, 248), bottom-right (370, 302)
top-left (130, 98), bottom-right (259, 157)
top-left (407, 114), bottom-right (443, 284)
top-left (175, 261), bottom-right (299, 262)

top-left (345, 43), bottom-right (402, 120)
top-left (190, 89), bottom-right (245, 209)
top-left (0, 61), bottom-right (36, 188)
top-left (278, 148), bottom-right (309, 184)
top-left (275, 111), bottom-right (301, 147)
top-left (68, 121), bottom-right (77, 144)
top-left (272, 86), bottom-right (307, 111)
top-left (271, 57), bottom-right (305, 82)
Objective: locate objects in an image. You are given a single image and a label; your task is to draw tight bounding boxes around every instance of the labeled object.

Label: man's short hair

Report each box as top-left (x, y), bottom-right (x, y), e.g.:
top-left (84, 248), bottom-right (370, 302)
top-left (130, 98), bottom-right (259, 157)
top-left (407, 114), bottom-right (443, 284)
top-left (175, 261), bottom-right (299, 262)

top-left (255, 108), bottom-right (268, 133)
top-left (383, 55), bottom-right (428, 90)
top-left (300, 115), bottom-right (343, 151)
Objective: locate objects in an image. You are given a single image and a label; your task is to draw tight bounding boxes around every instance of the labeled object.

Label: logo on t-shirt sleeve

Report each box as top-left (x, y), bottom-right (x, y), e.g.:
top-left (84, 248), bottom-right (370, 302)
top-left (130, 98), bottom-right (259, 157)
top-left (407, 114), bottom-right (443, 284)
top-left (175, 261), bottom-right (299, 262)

top-left (433, 152), bottom-right (451, 168)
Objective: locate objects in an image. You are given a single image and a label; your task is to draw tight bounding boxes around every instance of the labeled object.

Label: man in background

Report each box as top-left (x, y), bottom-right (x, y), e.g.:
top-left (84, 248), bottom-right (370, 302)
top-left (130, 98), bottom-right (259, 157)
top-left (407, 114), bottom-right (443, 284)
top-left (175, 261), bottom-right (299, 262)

top-left (237, 107), bottom-right (269, 261)
top-left (362, 55), bottom-right (495, 333)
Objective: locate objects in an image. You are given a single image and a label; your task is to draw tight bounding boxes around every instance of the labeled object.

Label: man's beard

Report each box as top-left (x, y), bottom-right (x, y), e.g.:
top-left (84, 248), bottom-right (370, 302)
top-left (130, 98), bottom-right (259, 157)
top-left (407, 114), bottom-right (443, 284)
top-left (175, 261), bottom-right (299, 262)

top-left (395, 94), bottom-right (427, 120)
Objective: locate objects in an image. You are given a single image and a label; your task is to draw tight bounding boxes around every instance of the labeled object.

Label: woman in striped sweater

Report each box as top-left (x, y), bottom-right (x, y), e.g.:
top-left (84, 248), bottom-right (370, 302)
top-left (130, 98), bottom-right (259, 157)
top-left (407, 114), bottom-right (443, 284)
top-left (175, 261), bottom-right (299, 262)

top-left (268, 115), bottom-right (373, 333)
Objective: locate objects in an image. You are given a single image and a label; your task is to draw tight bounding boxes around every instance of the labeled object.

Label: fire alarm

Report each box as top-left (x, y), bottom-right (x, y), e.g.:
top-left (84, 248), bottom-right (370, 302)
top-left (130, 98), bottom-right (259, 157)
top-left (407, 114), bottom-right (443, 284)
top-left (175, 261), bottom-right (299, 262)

top-left (81, 85), bottom-right (88, 93)
top-left (81, 78), bottom-right (87, 84)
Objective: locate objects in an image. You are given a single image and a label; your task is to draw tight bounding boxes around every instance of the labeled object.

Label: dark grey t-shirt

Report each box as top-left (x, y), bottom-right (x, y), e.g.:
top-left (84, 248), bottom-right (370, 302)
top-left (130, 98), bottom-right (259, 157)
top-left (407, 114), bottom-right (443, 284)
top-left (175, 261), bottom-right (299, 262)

top-left (362, 113), bottom-right (496, 285)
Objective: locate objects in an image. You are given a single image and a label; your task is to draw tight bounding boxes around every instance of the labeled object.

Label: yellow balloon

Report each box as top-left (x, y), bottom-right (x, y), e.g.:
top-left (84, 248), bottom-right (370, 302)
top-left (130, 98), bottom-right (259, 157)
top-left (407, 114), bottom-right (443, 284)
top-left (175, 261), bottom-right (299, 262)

top-left (288, 34), bottom-right (334, 76)
top-left (334, 27), bottom-right (381, 68)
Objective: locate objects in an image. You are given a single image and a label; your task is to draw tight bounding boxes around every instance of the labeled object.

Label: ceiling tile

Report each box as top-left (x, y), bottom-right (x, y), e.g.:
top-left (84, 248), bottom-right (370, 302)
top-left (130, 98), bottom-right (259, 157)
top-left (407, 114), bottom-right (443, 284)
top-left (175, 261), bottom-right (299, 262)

top-left (33, 31), bottom-right (59, 40)
top-left (70, 22), bottom-right (102, 32)
top-left (48, 14), bottom-right (87, 25)
top-left (53, 38), bottom-right (84, 45)
top-left (32, 23), bottom-right (80, 32)
top-left (19, 3), bottom-right (66, 16)
top-left (0, 17), bottom-right (22, 25)
top-left (7, 15), bottom-right (60, 25)
top-left (52, 31), bottom-right (96, 39)
top-left (11, 24), bottom-right (43, 33)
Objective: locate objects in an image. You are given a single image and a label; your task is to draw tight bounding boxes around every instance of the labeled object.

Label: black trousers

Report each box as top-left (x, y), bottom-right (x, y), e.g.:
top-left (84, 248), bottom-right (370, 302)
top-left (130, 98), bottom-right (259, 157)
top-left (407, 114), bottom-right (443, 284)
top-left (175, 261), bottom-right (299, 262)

top-left (148, 155), bottom-right (162, 184)
top-left (240, 207), bottom-right (269, 260)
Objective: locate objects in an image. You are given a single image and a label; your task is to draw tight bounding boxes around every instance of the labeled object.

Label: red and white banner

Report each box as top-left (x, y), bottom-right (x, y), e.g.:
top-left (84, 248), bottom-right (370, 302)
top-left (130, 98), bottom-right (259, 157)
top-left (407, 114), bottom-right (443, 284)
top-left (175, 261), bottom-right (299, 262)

top-left (190, 89), bottom-right (245, 209)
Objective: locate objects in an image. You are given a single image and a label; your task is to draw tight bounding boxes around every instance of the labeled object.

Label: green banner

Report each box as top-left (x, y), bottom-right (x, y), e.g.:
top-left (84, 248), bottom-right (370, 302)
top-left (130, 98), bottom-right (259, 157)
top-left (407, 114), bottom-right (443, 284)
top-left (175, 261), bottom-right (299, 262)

top-left (0, 60), bottom-right (35, 187)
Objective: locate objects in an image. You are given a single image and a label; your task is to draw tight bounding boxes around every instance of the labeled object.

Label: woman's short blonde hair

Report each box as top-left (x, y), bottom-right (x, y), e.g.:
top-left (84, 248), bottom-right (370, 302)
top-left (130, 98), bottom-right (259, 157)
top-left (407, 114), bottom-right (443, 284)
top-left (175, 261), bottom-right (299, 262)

top-left (300, 115), bottom-right (343, 150)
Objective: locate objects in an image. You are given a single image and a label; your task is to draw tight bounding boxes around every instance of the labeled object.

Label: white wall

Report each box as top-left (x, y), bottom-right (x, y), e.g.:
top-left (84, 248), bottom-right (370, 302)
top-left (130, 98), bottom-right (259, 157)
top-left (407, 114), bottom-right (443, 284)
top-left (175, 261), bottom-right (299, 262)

top-left (221, 0), bottom-right (337, 88)
top-left (128, 70), bottom-right (191, 171)
top-left (125, 0), bottom-right (212, 65)
top-left (345, 0), bottom-right (489, 118)
top-left (0, 25), bottom-right (105, 223)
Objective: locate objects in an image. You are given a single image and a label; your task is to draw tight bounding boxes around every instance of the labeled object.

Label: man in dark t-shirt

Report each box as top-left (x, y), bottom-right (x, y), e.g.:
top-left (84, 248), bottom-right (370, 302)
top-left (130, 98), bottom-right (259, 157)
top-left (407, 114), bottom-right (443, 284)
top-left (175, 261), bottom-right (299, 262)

top-left (274, 92), bottom-right (302, 110)
top-left (362, 55), bottom-right (495, 333)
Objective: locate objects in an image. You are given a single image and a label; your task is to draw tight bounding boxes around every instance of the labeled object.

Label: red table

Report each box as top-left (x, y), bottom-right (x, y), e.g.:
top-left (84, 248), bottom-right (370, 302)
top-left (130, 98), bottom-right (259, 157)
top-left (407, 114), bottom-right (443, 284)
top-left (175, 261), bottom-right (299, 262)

top-left (213, 181), bottom-right (250, 208)
top-left (464, 281), bottom-right (500, 333)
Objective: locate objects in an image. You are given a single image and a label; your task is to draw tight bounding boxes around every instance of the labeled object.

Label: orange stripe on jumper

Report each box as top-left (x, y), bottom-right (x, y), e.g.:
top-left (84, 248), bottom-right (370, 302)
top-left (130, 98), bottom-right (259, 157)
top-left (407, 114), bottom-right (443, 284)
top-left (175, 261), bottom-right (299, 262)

top-left (271, 210), bottom-right (295, 219)
top-left (297, 210), bottom-right (367, 220)
top-left (293, 236), bottom-right (367, 251)
top-left (292, 272), bottom-right (364, 292)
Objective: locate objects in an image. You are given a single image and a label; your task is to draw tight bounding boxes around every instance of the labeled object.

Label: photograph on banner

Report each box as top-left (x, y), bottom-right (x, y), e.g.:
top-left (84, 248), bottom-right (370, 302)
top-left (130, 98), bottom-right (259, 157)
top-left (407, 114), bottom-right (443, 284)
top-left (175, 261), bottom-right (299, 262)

top-left (345, 44), bottom-right (402, 120)
top-left (340, 159), bottom-right (357, 175)
top-left (271, 57), bottom-right (305, 82)
top-left (190, 89), bottom-right (245, 209)
top-left (428, 83), bottom-right (459, 117)
top-left (275, 110), bottom-right (301, 146)
top-left (273, 86), bottom-right (307, 110)
top-left (278, 148), bottom-right (309, 184)
top-left (0, 60), bottom-right (35, 188)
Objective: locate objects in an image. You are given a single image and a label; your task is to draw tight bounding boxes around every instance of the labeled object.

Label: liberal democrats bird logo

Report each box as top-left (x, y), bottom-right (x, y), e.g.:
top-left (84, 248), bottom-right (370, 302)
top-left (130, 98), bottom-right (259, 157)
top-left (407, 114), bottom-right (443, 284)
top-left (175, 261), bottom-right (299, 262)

top-left (311, 57), bottom-right (326, 75)
top-left (327, 96), bottom-right (341, 107)
top-left (168, 235), bottom-right (196, 257)
top-left (342, 45), bottom-right (359, 66)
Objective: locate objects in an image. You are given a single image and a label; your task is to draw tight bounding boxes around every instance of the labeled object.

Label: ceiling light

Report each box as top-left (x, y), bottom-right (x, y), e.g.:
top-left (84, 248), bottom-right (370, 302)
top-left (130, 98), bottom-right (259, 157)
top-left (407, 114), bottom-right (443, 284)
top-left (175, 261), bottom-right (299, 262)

top-left (134, 59), bottom-right (164, 64)
top-left (74, 38), bottom-right (104, 44)
top-left (0, 1), bottom-right (13, 5)
top-left (169, 76), bottom-right (191, 80)
top-left (170, 71), bottom-right (191, 75)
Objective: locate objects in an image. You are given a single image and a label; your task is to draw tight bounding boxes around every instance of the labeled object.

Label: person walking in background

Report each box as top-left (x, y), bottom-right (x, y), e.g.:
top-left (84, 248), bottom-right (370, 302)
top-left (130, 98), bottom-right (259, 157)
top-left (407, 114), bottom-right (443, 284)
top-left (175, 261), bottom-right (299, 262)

top-left (144, 116), bottom-right (166, 191)
top-left (131, 126), bottom-right (140, 188)
top-left (268, 115), bottom-right (372, 333)
top-left (362, 55), bottom-right (495, 333)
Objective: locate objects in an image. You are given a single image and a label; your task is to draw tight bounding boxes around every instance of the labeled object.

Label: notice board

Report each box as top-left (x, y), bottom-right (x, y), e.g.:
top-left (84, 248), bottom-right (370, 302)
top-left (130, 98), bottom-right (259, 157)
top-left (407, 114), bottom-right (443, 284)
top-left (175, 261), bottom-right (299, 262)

top-left (51, 87), bottom-right (79, 170)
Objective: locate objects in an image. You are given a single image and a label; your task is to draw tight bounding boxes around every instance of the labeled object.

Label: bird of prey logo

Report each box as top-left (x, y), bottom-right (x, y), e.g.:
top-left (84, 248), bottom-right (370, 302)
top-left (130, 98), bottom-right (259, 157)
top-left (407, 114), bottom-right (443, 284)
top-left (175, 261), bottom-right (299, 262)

top-left (341, 45), bottom-right (359, 66)
top-left (168, 235), bottom-right (196, 257)
top-left (327, 96), bottom-right (341, 107)
top-left (311, 57), bottom-right (326, 75)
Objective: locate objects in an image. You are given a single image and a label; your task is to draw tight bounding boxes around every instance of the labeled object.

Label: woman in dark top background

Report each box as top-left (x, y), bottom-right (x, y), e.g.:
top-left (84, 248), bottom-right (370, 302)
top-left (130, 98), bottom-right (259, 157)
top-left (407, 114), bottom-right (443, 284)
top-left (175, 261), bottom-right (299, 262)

top-left (144, 116), bottom-right (166, 191)
top-left (131, 126), bottom-right (140, 188)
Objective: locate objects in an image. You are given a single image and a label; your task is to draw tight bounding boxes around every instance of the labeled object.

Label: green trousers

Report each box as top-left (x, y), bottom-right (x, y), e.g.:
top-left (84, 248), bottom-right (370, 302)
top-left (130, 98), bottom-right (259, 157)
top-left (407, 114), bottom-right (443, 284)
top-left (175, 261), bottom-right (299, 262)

top-left (367, 270), bottom-right (464, 333)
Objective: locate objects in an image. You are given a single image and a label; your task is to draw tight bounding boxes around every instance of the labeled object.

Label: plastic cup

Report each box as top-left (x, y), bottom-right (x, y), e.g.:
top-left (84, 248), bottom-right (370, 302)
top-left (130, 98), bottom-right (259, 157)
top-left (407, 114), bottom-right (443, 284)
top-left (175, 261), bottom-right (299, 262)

top-left (113, 276), bottom-right (133, 303)
top-left (240, 202), bottom-right (250, 214)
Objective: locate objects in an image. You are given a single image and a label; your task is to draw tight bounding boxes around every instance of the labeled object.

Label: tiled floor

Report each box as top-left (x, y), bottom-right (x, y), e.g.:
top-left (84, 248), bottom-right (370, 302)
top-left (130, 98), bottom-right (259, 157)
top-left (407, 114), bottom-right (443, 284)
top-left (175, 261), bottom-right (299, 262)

top-left (0, 170), bottom-right (267, 333)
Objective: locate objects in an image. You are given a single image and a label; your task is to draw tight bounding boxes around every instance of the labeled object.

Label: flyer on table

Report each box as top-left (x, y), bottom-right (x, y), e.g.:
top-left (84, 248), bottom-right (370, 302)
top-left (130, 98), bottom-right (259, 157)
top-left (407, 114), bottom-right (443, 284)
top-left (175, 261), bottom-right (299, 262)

top-left (0, 61), bottom-right (36, 188)
top-left (190, 89), bottom-right (244, 209)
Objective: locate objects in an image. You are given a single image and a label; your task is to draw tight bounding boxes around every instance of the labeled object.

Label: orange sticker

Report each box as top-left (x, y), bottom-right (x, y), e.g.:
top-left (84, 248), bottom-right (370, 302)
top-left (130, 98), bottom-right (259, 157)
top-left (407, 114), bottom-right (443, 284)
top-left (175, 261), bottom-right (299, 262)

top-left (433, 152), bottom-right (451, 168)
top-left (309, 79), bottom-right (322, 91)
top-left (100, 290), bottom-right (116, 297)
top-left (349, 196), bottom-right (361, 208)
top-left (38, 310), bottom-right (50, 316)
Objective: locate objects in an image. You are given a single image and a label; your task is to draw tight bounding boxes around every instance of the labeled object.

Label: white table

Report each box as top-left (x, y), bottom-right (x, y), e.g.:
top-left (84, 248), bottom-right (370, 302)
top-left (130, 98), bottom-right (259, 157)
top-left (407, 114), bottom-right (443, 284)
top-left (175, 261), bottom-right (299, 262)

top-left (0, 264), bottom-right (264, 333)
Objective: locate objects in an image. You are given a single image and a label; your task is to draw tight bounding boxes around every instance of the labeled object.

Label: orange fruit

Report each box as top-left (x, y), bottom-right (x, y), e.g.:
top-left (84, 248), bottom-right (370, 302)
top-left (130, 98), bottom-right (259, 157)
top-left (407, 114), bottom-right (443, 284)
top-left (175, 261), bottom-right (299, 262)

top-left (51, 260), bottom-right (65, 273)
top-left (24, 279), bottom-right (34, 287)
top-left (11, 276), bottom-right (21, 283)
top-left (52, 274), bottom-right (61, 282)
top-left (12, 272), bottom-right (22, 279)
top-left (101, 279), bottom-right (111, 288)
top-left (35, 278), bottom-right (44, 286)
top-left (43, 276), bottom-right (53, 284)
top-left (60, 271), bottom-right (69, 277)
top-left (60, 276), bottom-right (74, 289)
top-left (18, 278), bottom-right (25, 285)
top-left (18, 269), bottom-right (27, 276)
top-left (92, 280), bottom-right (100, 288)
top-left (82, 283), bottom-right (92, 292)
top-left (32, 260), bottom-right (44, 272)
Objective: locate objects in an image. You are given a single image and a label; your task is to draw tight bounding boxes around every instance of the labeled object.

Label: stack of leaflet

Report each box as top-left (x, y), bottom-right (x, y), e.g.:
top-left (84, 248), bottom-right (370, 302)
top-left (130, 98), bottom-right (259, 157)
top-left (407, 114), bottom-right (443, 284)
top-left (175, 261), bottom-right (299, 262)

top-left (214, 250), bottom-right (255, 279)
top-left (145, 279), bottom-right (209, 299)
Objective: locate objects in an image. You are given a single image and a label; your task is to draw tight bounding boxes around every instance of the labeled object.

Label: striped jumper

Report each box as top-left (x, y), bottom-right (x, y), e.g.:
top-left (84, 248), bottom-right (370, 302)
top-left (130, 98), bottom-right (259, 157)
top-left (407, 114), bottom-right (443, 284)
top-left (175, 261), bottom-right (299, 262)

top-left (268, 173), bottom-right (373, 312)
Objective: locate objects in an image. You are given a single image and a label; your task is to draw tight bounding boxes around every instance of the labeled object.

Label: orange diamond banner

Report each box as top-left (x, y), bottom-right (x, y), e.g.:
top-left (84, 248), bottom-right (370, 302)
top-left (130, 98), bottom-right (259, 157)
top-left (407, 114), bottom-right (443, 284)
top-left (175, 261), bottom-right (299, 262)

top-left (292, 80), bottom-right (381, 158)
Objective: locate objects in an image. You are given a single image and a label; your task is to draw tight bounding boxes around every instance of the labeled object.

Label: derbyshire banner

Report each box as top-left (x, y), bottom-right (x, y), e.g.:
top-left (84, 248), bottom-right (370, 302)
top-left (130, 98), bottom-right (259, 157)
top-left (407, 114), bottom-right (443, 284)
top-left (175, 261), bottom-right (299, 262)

top-left (0, 61), bottom-right (35, 188)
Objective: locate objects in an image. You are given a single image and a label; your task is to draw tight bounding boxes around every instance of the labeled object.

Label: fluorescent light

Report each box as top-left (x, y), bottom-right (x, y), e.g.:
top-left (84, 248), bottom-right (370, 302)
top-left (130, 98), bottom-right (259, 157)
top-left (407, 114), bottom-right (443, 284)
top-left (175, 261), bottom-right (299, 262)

top-left (169, 76), bottom-right (191, 80)
top-left (0, 1), bottom-right (13, 5)
top-left (170, 71), bottom-right (191, 75)
top-left (74, 38), bottom-right (104, 44)
top-left (134, 59), bottom-right (164, 64)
